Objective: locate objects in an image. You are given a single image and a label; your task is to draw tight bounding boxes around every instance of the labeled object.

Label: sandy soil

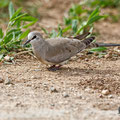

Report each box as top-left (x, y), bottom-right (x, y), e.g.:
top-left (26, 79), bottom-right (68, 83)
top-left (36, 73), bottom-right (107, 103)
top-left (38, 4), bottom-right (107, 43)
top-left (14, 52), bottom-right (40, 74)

top-left (0, 0), bottom-right (120, 120)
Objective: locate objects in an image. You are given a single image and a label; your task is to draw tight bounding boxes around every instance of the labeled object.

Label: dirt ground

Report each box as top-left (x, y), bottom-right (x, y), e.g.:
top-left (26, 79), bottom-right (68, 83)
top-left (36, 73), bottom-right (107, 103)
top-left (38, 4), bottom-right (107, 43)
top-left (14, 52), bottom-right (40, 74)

top-left (0, 0), bottom-right (120, 120)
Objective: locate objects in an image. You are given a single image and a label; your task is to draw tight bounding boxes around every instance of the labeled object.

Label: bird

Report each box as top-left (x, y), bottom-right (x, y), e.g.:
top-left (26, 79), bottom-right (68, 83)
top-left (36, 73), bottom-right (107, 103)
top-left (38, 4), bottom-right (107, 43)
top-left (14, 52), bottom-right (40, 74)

top-left (24, 31), bottom-right (120, 71)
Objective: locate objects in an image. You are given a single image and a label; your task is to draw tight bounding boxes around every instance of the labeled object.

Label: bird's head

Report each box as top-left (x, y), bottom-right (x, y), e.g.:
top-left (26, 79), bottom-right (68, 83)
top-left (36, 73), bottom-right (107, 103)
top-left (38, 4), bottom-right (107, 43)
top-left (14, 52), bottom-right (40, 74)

top-left (24, 31), bottom-right (43, 45)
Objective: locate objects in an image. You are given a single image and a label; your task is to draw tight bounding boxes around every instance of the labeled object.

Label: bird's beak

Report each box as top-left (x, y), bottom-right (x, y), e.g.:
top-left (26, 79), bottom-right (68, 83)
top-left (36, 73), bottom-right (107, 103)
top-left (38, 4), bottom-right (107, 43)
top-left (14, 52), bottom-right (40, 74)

top-left (24, 39), bottom-right (31, 46)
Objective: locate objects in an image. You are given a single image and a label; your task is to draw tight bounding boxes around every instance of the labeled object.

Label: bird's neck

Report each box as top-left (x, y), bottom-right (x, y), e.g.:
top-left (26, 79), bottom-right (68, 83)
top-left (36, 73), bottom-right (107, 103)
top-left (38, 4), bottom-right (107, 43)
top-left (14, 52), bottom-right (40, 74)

top-left (31, 39), bottom-right (48, 58)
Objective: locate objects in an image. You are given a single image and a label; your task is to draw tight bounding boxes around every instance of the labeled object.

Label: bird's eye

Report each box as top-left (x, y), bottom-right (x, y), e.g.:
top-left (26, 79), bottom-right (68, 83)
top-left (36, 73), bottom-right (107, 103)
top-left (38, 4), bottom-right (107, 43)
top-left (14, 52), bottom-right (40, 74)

top-left (32, 35), bottom-right (37, 40)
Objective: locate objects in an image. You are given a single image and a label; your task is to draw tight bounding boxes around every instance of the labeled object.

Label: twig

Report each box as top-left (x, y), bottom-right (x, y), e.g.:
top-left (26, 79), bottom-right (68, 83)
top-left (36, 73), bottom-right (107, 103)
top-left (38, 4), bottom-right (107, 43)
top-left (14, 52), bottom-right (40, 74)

top-left (14, 50), bottom-right (32, 57)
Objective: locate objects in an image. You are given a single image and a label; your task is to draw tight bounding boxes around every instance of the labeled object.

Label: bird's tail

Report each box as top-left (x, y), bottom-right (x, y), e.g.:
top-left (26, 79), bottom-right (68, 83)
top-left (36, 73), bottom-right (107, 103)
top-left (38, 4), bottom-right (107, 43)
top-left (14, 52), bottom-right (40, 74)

top-left (87, 42), bottom-right (120, 48)
top-left (82, 37), bottom-right (95, 46)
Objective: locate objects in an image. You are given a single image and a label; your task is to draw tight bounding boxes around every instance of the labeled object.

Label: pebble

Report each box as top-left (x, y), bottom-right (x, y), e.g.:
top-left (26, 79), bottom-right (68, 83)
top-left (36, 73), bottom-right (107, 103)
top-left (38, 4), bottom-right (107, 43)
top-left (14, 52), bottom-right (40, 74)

top-left (99, 94), bottom-right (104, 98)
top-left (42, 83), bottom-right (48, 87)
top-left (4, 77), bottom-right (12, 85)
top-left (0, 77), bottom-right (4, 83)
top-left (108, 95), bottom-right (113, 98)
top-left (63, 92), bottom-right (69, 98)
top-left (4, 55), bottom-right (11, 62)
top-left (77, 94), bottom-right (82, 99)
top-left (50, 104), bottom-right (55, 106)
top-left (118, 107), bottom-right (120, 114)
top-left (31, 76), bottom-right (36, 79)
top-left (85, 87), bottom-right (92, 92)
top-left (101, 89), bottom-right (109, 95)
top-left (50, 87), bottom-right (58, 93)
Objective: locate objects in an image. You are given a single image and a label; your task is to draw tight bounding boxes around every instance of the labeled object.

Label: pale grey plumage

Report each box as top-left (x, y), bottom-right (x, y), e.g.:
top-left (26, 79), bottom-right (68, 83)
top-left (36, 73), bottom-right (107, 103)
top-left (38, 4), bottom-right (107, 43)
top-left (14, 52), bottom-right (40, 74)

top-left (25, 31), bottom-right (94, 66)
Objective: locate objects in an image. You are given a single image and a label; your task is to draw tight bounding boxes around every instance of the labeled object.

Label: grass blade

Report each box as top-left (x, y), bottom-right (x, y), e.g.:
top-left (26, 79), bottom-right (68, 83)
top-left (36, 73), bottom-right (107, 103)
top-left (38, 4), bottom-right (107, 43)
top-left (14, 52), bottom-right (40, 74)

top-left (9, 2), bottom-right (15, 19)
top-left (10, 7), bottom-right (22, 20)
top-left (87, 16), bottom-right (104, 25)
top-left (89, 47), bottom-right (107, 52)
top-left (19, 29), bottom-right (30, 40)
top-left (11, 13), bottom-right (27, 22)
top-left (21, 20), bottom-right (37, 28)
top-left (88, 6), bottom-right (99, 20)
top-left (72, 20), bottom-right (78, 34)
top-left (0, 28), bottom-right (4, 39)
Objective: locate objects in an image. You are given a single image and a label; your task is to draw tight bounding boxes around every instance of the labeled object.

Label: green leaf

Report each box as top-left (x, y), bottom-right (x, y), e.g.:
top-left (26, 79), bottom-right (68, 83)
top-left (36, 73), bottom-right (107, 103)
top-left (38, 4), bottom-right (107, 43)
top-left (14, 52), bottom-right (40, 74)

top-left (75, 21), bottom-right (87, 35)
top-left (57, 25), bottom-right (72, 37)
top-left (10, 7), bottom-right (22, 20)
top-left (0, 0), bottom-right (9, 8)
top-left (0, 54), bottom-right (4, 60)
top-left (20, 16), bottom-right (37, 21)
top-left (0, 28), bottom-right (4, 39)
top-left (21, 19), bottom-right (37, 28)
top-left (19, 29), bottom-right (30, 40)
top-left (2, 33), bottom-right (13, 45)
top-left (57, 25), bottom-right (63, 37)
top-left (72, 20), bottom-right (78, 34)
top-left (64, 17), bottom-right (72, 25)
top-left (6, 28), bottom-right (21, 36)
top-left (87, 16), bottom-right (104, 25)
top-left (89, 47), bottom-right (107, 52)
top-left (3, 30), bottom-right (22, 45)
top-left (88, 7), bottom-right (99, 20)
top-left (11, 13), bottom-right (27, 22)
top-left (62, 25), bottom-right (72, 33)
top-left (9, 2), bottom-right (15, 19)
top-left (41, 27), bottom-right (49, 35)
top-left (50, 30), bottom-right (58, 38)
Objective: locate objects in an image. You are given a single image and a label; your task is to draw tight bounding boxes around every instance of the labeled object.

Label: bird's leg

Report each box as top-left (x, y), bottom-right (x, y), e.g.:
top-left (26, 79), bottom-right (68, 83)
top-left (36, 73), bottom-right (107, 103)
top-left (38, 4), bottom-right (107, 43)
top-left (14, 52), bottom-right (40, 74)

top-left (47, 65), bottom-right (62, 71)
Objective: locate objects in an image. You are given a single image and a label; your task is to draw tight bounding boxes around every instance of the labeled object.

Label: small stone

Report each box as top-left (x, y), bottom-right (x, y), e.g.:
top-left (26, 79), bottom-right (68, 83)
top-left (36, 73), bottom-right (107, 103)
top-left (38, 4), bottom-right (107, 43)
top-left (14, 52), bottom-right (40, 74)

top-left (84, 87), bottom-right (91, 92)
top-left (50, 87), bottom-right (58, 93)
top-left (63, 92), bottom-right (69, 98)
top-left (108, 95), bottom-right (113, 98)
top-left (4, 77), bottom-right (12, 85)
top-left (85, 58), bottom-right (89, 61)
top-left (118, 107), bottom-right (120, 114)
top-left (31, 76), bottom-right (36, 79)
top-left (42, 83), bottom-right (47, 87)
top-left (99, 94), bottom-right (104, 98)
top-left (33, 69), bottom-right (40, 71)
top-left (15, 102), bottom-right (21, 107)
top-left (50, 104), bottom-right (55, 106)
top-left (4, 55), bottom-right (11, 62)
top-left (102, 89), bottom-right (109, 95)
top-left (77, 94), bottom-right (82, 99)
top-left (0, 77), bottom-right (4, 83)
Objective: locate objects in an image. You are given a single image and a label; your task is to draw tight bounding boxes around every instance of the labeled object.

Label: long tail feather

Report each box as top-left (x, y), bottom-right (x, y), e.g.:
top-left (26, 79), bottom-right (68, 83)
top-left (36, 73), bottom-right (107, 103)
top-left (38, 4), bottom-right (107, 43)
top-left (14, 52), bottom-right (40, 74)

top-left (87, 42), bottom-right (120, 48)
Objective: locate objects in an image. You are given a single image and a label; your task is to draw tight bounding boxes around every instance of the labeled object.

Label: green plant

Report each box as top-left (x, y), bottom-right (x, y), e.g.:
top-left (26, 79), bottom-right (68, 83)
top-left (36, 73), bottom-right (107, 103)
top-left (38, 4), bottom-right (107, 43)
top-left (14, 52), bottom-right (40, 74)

top-left (81, 0), bottom-right (120, 23)
top-left (0, 0), bottom-right (9, 8)
top-left (82, 0), bottom-right (120, 8)
top-left (0, 2), bottom-right (37, 60)
top-left (41, 5), bottom-right (106, 38)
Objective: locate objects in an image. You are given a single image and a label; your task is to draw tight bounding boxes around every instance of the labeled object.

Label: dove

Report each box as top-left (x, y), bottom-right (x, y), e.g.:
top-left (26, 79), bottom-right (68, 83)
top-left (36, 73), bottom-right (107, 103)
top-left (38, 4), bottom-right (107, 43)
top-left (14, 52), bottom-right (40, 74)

top-left (24, 31), bottom-right (120, 71)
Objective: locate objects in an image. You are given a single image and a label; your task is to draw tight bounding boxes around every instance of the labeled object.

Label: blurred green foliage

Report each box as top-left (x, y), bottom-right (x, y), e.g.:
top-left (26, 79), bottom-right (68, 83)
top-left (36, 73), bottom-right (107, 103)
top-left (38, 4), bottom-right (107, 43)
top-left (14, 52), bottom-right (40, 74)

top-left (0, 0), bottom-right (9, 8)
top-left (41, 5), bottom-right (106, 38)
top-left (0, 2), bottom-right (37, 60)
top-left (83, 0), bottom-right (120, 8)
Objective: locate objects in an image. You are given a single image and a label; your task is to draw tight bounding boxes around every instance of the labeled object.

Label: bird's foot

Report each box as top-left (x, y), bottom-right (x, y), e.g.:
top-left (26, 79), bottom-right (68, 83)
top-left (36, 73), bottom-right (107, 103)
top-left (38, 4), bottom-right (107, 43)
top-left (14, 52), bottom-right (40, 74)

top-left (47, 65), bottom-right (61, 71)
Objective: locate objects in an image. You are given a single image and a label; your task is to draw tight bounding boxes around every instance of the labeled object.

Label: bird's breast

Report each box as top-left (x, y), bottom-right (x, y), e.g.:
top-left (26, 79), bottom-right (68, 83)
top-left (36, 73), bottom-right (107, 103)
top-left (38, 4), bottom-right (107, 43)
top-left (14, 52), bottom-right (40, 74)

top-left (32, 47), bottom-right (54, 65)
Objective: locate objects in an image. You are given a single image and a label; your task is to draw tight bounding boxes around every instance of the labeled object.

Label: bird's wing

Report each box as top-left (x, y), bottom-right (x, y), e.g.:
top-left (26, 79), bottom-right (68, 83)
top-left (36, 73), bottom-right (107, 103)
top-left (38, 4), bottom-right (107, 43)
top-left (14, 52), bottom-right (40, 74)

top-left (44, 38), bottom-right (87, 64)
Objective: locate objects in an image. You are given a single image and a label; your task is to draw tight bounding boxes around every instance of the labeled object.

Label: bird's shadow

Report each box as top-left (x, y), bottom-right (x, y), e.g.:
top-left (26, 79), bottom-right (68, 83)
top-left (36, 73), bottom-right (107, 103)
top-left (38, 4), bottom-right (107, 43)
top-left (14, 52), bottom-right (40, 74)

top-left (53, 66), bottom-right (117, 77)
